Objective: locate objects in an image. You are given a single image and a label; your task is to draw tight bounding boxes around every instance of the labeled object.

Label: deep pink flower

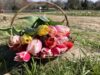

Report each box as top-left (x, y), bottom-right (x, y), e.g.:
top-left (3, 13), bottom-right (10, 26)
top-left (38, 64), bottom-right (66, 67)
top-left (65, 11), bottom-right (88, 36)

top-left (27, 39), bottom-right (42, 56)
top-left (14, 51), bottom-right (31, 62)
top-left (56, 44), bottom-right (68, 52)
top-left (55, 25), bottom-right (70, 36)
top-left (51, 47), bottom-right (60, 56)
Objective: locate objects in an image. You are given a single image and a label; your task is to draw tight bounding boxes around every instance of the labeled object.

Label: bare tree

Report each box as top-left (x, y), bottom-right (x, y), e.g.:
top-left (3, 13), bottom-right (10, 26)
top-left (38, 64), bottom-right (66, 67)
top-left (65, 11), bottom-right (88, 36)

top-left (67, 0), bottom-right (82, 9)
top-left (94, 0), bottom-right (100, 10)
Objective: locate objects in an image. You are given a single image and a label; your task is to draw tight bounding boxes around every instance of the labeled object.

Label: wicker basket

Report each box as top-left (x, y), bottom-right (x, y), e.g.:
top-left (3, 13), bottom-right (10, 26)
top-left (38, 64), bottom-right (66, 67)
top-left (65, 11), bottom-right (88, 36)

top-left (9, 2), bottom-right (74, 61)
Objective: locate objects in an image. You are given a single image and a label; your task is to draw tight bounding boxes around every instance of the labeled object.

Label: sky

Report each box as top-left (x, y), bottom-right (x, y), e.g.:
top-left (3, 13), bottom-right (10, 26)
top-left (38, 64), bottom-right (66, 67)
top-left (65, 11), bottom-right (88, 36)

top-left (91, 0), bottom-right (99, 2)
top-left (27, 0), bottom-right (99, 2)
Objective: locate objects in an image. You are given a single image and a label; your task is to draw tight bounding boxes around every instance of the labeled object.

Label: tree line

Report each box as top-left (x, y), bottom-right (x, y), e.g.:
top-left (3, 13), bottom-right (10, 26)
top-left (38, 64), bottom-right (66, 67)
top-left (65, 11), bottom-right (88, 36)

top-left (0, 0), bottom-right (100, 12)
top-left (54, 0), bottom-right (100, 10)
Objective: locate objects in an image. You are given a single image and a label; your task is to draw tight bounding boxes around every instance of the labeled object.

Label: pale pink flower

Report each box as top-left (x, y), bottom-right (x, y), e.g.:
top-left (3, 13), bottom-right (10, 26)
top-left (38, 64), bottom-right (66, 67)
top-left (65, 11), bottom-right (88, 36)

top-left (14, 51), bottom-right (31, 62)
top-left (27, 39), bottom-right (42, 56)
top-left (55, 25), bottom-right (70, 36)
top-left (9, 35), bottom-right (21, 47)
top-left (49, 26), bottom-right (57, 37)
top-left (57, 36), bottom-right (69, 44)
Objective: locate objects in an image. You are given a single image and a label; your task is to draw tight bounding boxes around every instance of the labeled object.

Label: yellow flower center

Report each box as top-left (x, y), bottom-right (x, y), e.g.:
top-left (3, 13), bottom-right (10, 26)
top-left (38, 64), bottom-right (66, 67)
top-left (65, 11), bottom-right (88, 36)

top-left (21, 35), bottom-right (32, 44)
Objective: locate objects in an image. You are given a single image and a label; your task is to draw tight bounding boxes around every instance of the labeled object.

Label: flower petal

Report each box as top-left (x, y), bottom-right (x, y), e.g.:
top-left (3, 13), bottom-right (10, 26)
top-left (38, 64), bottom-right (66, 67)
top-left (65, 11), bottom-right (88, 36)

top-left (14, 51), bottom-right (31, 62)
top-left (55, 25), bottom-right (70, 36)
top-left (27, 39), bottom-right (42, 55)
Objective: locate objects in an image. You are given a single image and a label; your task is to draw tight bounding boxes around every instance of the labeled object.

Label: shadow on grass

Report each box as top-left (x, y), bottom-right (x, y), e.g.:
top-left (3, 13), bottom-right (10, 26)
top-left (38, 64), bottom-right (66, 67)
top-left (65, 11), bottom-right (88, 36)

top-left (0, 44), bottom-right (57, 74)
top-left (0, 44), bottom-right (21, 74)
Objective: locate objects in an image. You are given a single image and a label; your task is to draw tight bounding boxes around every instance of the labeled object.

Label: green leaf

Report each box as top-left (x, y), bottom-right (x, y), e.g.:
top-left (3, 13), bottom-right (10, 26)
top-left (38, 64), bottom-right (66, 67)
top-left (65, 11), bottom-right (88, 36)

top-left (0, 28), bottom-right (11, 31)
top-left (48, 20), bottom-right (63, 25)
top-left (24, 28), bottom-right (35, 36)
top-left (18, 16), bottom-right (38, 25)
top-left (0, 28), bottom-right (12, 35)
top-left (48, 18), bottom-right (63, 25)
top-left (31, 16), bottom-right (50, 28)
top-left (0, 27), bottom-right (20, 35)
top-left (12, 27), bottom-right (20, 35)
top-left (39, 16), bottom-right (50, 22)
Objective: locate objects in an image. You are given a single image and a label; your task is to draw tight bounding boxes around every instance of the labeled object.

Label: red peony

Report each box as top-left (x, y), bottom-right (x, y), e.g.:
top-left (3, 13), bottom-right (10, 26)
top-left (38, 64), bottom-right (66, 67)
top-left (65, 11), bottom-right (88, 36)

top-left (45, 37), bottom-right (57, 48)
top-left (64, 41), bottom-right (73, 49)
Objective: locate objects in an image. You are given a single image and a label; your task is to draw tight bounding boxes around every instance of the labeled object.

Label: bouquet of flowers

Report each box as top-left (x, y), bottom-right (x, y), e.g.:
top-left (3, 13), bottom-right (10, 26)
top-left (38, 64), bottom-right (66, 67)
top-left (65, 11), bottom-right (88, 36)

top-left (7, 2), bottom-right (74, 62)
top-left (8, 23), bottom-right (73, 62)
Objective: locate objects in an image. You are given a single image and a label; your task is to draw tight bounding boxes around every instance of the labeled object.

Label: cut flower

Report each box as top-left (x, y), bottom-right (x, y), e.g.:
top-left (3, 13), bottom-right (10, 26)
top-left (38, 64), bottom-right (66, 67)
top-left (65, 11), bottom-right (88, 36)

top-left (37, 25), bottom-right (50, 36)
top-left (14, 51), bottom-right (31, 62)
top-left (21, 34), bottom-right (32, 45)
top-left (45, 37), bottom-right (57, 48)
top-left (27, 39), bottom-right (42, 55)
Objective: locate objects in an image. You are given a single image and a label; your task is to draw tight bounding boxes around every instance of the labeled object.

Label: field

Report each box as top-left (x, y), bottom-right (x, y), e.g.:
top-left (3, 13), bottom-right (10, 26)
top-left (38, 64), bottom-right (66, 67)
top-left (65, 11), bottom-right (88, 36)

top-left (0, 11), bottom-right (100, 75)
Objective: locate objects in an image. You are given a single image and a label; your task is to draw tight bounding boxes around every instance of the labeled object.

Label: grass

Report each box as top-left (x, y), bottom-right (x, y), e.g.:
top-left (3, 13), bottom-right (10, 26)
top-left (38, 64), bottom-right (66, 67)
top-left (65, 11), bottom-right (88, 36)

top-left (8, 56), bottom-right (100, 75)
top-left (32, 10), bottom-right (100, 17)
top-left (0, 13), bottom-right (100, 75)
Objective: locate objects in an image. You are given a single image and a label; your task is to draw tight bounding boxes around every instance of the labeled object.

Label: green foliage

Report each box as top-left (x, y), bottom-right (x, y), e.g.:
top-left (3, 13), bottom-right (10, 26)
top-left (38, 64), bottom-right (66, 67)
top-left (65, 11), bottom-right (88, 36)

top-left (23, 58), bottom-right (37, 75)
top-left (7, 56), bottom-right (100, 75)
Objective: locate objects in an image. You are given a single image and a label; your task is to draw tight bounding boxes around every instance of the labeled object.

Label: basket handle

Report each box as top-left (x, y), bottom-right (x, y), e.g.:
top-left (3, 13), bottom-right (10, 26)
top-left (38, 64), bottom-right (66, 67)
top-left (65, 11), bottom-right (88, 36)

top-left (10, 2), bottom-right (69, 27)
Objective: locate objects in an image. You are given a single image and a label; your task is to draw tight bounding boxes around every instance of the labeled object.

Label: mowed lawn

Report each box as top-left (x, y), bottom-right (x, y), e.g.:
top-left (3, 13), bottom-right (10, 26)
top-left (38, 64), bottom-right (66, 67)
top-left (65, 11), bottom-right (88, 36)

top-left (0, 11), bottom-right (100, 75)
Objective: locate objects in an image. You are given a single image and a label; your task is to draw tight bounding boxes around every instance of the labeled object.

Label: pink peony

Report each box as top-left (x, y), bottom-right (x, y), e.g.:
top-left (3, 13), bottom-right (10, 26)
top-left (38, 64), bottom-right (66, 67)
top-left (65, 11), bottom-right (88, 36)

top-left (14, 51), bottom-right (31, 62)
top-left (49, 26), bottom-right (57, 37)
top-left (55, 25), bottom-right (70, 36)
top-left (27, 39), bottom-right (42, 56)
top-left (57, 36), bottom-right (69, 44)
